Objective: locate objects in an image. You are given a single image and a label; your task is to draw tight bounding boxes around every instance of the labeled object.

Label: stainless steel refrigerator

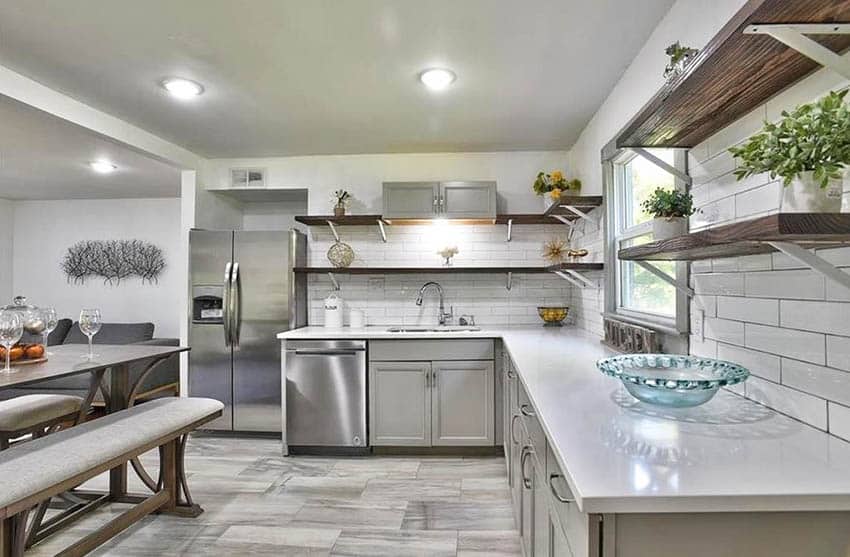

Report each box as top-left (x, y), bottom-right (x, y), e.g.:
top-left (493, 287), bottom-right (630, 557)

top-left (189, 229), bottom-right (307, 432)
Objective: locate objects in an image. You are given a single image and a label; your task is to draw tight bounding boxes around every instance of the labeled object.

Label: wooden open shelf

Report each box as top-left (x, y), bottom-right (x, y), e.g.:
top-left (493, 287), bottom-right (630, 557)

top-left (543, 195), bottom-right (604, 218)
top-left (546, 262), bottom-right (605, 272)
top-left (293, 266), bottom-right (551, 274)
top-left (618, 213), bottom-right (850, 261)
top-left (294, 215), bottom-right (385, 225)
top-left (616, 0), bottom-right (850, 148)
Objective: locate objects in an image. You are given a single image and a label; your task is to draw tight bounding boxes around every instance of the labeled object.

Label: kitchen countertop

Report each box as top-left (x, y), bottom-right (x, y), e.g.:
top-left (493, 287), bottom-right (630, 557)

top-left (277, 326), bottom-right (850, 514)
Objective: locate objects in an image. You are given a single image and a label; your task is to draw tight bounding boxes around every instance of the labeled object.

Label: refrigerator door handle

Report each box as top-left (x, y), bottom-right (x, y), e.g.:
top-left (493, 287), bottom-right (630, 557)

top-left (230, 262), bottom-right (241, 348)
top-left (222, 262), bottom-right (233, 347)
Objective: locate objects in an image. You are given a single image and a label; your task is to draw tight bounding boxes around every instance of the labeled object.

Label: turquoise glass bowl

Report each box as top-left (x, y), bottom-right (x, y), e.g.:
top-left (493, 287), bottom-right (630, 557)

top-left (597, 354), bottom-right (749, 408)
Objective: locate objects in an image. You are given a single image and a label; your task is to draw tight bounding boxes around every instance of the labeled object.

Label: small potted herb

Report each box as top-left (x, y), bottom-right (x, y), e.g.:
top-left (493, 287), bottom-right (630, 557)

top-left (533, 170), bottom-right (581, 211)
top-left (663, 41), bottom-right (699, 81)
top-left (641, 188), bottom-right (696, 240)
top-left (729, 90), bottom-right (849, 213)
top-left (332, 189), bottom-right (351, 216)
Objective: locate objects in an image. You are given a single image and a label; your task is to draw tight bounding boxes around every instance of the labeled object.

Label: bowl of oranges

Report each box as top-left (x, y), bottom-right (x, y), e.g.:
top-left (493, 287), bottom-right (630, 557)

top-left (0, 343), bottom-right (46, 364)
top-left (537, 306), bottom-right (569, 327)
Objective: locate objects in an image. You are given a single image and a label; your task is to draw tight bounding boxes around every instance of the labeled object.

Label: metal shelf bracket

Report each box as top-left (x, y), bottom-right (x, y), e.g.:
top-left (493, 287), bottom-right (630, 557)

top-left (553, 206), bottom-right (598, 231)
top-left (767, 241), bottom-right (850, 293)
top-left (326, 220), bottom-right (341, 242)
top-left (553, 269), bottom-right (597, 289)
top-left (635, 261), bottom-right (695, 298)
top-left (506, 219), bottom-right (513, 242)
top-left (377, 219), bottom-right (388, 243)
top-left (327, 272), bottom-right (341, 291)
top-left (629, 147), bottom-right (692, 186)
top-left (744, 24), bottom-right (850, 80)
top-left (506, 272), bottom-right (513, 291)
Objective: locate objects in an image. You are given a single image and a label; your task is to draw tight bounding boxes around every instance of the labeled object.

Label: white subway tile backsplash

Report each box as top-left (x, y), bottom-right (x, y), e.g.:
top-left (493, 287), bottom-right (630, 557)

top-left (827, 402), bottom-right (850, 442)
top-left (827, 336), bottom-right (850, 372)
top-left (744, 269), bottom-right (825, 300)
top-left (746, 376), bottom-right (828, 430)
top-left (781, 358), bottom-right (850, 407)
top-left (745, 323), bottom-right (825, 365)
top-left (825, 270), bottom-right (850, 302)
top-left (734, 180), bottom-right (780, 218)
top-left (703, 317), bottom-right (745, 345)
top-left (717, 296), bottom-right (778, 326)
top-left (692, 273), bottom-right (744, 296)
top-left (780, 300), bottom-right (850, 336)
top-left (717, 343), bottom-right (781, 383)
top-left (736, 254), bottom-right (773, 271)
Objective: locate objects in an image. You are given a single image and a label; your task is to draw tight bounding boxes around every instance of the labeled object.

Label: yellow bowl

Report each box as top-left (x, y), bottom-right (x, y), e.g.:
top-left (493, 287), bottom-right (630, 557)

top-left (537, 306), bottom-right (568, 326)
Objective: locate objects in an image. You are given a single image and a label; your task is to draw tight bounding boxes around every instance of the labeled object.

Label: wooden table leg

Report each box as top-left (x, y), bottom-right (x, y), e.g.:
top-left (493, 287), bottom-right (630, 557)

top-left (108, 364), bottom-right (129, 499)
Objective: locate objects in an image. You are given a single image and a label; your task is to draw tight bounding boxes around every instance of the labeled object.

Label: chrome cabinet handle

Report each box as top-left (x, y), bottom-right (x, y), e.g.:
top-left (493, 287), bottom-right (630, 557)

top-left (432, 369), bottom-right (438, 388)
top-left (549, 474), bottom-right (575, 504)
top-left (520, 445), bottom-right (533, 489)
top-left (510, 414), bottom-right (521, 445)
top-left (230, 262), bottom-right (241, 347)
top-left (425, 369), bottom-right (430, 388)
top-left (433, 196), bottom-right (439, 209)
top-left (506, 367), bottom-right (516, 379)
top-left (520, 404), bottom-right (535, 417)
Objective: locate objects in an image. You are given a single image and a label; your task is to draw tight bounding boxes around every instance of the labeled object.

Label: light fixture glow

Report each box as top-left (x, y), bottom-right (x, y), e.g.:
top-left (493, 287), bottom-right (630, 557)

top-left (161, 77), bottom-right (204, 99)
top-left (89, 160), bottom-right (117, 174)
top-left (419, 68), bottom-right (456, 91)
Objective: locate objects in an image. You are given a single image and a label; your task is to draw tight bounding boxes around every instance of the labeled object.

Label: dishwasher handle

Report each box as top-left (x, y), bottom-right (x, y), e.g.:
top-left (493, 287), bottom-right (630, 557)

top-left (289, 349), bottom-right (364, 356)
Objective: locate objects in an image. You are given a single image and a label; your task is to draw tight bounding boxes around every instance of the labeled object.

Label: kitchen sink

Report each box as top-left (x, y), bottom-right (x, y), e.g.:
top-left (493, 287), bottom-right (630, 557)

top-left (385, 326), bottom-right (481, 333)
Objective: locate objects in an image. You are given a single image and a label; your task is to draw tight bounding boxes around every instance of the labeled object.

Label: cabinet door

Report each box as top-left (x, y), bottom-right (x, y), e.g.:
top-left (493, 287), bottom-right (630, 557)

top-left (549, 510), bottom-right (574, 557)
top-left (382, 182), bottom-right (439, 219)
top-left (440, 181), bottom-right (497, 219)
top-left (369, 362), bottom-right (431, 446)
top-left (503, 356), bottom-right (514, 475)
top-left (431, 360), bottom-right (494, 446)
top-left (519, 446), bottom-right (535, 556)
top-left (533, 458), bottom-right (550, 557)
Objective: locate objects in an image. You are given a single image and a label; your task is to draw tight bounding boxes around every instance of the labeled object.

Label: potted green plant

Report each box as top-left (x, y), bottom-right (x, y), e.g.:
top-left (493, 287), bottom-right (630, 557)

top-left (331, 189), bottom-right (351, 216)
top-left (533, 170), bottom-right (581, 211)
top-left (641, 188), bottom-right (697, 240)
top-left (728, 89), bottom-right (849, 213)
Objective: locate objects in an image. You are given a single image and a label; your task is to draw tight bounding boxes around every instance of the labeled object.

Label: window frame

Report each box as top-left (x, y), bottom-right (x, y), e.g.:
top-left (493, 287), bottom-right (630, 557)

top-left (604, 148), bottom-right (690, 335)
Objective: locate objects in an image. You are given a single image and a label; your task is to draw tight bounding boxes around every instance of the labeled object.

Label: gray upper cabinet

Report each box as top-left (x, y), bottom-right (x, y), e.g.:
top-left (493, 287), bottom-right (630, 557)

top-left (440, 181), bottom-right (497, 219)
top-left (382, 182), bottom-right (439, 219)
top-left (431, 360), bottom-right (494, 446)
top-left (382, 181), bottom-right (496, 220)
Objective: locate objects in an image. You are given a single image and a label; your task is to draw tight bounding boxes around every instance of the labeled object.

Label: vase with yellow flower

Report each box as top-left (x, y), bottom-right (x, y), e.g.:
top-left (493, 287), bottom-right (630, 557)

top-left (533, 170), bottom-right (581, 212)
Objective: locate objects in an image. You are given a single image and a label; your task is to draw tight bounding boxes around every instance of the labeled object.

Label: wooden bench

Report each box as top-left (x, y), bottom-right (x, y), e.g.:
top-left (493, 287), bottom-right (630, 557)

top-left (0, 397), bottom-right (223, 557)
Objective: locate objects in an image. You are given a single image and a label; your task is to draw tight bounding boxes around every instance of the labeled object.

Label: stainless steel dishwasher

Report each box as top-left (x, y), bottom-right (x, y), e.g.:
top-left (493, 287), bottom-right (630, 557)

top-left (283, 340), bottom-right (367, 451)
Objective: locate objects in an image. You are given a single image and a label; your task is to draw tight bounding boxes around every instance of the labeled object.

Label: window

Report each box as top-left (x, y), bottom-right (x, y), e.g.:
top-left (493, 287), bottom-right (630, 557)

top-left (606, 149), bottom-right (687, 330)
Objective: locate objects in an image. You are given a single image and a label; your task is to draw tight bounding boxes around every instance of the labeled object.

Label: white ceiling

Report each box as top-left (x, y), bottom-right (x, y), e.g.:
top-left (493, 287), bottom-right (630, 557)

top-left (0, 95), bottom-right (180, 200)
top-left (0, 0), bottom-right (674, 159)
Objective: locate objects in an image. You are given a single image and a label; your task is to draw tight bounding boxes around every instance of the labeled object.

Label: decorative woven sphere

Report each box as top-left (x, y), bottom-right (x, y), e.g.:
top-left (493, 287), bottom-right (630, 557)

top-left (327, 241), bottom-right (355, 268)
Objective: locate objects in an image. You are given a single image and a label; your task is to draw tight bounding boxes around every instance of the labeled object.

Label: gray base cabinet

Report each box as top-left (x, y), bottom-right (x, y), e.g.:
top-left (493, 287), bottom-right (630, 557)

top-left (369, 362), bottom-right (431, 446)
top-left (370, 340), bottom-right (495, 448)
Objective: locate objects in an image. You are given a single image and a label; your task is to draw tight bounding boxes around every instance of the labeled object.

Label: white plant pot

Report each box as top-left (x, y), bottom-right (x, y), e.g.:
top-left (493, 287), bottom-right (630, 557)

top-left (780, 171), bottom-right (843, 213)
top-left (652, 217), bottom-right (688, 241)
top-left (543, 195), bottom-right (557, 212)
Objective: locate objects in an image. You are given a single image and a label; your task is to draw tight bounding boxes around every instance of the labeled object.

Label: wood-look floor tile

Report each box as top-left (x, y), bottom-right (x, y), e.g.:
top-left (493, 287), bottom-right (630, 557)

top-left (402, 501), bottom-right (515, 531)
top-left (328, 457), bottom-right (421, 478)
top-left (291, 500), bottom-right (407, 530)
top-left (331, 528), bottom-right (457, 556)
top-left (220, 524), bottom-right (341, 549)
top-left (361, 479), bottom-right (461, 501)
top-left (457, 529), bottom-right (522, 556)
top-left (278, 476), bottom-right (368, 499)
top-left (417, 458), bottom-right (507, 480)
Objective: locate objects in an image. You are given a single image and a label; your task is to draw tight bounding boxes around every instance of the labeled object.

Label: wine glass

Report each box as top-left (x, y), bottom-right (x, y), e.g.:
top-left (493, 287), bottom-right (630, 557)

top-left (0, 310), bottom-right (23, 373)
top-left (79, 308), bottom-right (102, 360)
top-left (41, 307), bottom-right (58, 356)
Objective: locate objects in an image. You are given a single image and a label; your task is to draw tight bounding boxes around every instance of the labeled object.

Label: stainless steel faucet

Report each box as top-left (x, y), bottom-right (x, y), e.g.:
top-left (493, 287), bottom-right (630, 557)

top-left (415, 281), bottom-right (453, 326)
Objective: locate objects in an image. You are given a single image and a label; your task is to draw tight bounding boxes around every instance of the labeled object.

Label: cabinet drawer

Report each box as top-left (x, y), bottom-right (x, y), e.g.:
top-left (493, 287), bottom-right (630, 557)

top-left (516, 381), bottom-right (546, 460)
top-left (370, 339), bottom-right (494, 362)
top-left (546, 445), bottom-right (591, 557)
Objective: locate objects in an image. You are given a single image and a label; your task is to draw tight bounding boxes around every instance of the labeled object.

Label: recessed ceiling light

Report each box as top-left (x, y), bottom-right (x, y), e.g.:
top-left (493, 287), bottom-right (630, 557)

top-left (161, 77), bottom-right (204, 99)
top-left (89, 160), bottom-right (117, 174)
top-left (419, 68), bottom-right (456, 91)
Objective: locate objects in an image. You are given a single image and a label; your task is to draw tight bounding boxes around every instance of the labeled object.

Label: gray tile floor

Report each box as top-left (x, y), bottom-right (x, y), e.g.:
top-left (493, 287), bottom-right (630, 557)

top-left (29, 436), bottom-right (521, 556)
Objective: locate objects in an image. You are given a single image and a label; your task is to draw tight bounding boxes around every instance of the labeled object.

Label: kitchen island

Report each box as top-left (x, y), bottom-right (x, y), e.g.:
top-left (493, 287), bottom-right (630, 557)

top-left (279, 326), bottom-right (850, 556)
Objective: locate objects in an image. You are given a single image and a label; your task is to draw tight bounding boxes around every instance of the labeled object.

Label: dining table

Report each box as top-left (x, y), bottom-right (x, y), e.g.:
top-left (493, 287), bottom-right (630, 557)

top-left (0, 343), bottom-right (191, 542)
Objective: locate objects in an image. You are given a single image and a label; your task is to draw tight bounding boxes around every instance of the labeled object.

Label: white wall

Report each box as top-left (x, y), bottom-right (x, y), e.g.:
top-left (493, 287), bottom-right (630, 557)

top-left (568, 0), bottom-right (746, 193)
top-left (11, 198), bottom-right (182, 338)
top-left (200, 151), bottom-right (571, 214)
top-left (0, 199), bottom-right (13, 303)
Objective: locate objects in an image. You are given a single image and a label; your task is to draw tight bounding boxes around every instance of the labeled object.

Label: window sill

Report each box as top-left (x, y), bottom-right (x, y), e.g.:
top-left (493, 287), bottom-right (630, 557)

top-left (603, 311), bottom-right (687, 337)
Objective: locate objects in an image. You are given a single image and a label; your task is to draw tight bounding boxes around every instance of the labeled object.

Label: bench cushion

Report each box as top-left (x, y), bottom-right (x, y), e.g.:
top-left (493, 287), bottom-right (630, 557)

top-left (0, 397), bottom-right (223, 511)
top-left (0, 394), bottom-right (82, 432)
top-left (64, 322), bottom-right (155, 345)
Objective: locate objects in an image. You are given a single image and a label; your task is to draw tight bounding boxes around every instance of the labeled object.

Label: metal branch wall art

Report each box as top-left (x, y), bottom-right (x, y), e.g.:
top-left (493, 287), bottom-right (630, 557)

top-left (62, 240), bottom-right (166, 284)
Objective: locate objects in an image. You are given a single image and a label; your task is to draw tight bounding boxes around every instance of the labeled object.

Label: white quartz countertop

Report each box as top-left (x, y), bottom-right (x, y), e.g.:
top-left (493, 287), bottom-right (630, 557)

top-left (278, 326), bottom-right (850, 513)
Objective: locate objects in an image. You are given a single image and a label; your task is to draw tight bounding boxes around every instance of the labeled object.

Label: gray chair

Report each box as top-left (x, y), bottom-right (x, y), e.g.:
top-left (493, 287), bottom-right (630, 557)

top-left (0, 322), bottom-right (180, 405)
